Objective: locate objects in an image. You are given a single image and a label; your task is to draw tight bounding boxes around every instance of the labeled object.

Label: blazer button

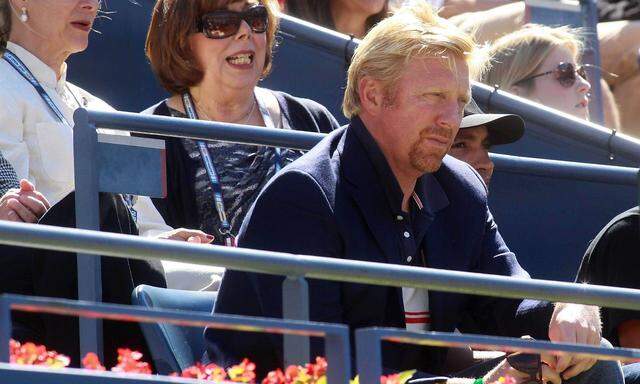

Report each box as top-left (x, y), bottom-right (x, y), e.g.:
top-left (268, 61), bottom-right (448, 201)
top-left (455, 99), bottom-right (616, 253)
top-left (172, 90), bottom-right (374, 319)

top-left (406, 256), bottom-right (413, 263)
top-left (396, 215), bottom-right (404, 221)
top-left (403, 231), bottom-right (411, 238)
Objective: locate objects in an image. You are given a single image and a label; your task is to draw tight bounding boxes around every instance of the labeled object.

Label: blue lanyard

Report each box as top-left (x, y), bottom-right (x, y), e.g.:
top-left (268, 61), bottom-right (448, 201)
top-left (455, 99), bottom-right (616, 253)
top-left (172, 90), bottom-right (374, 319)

top-left (3, 50), bottom-right (70, 126)
top-left (182, 93), bottom-right (234, 246)
top-left (181, 92), bottom-right (284, 246)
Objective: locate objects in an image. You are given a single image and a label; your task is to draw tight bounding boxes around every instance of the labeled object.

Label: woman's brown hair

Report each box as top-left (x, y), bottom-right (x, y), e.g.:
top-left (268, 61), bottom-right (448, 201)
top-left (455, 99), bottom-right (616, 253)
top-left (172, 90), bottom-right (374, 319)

top-left (286, 0), bottom-right (389, 36)
top-left (0, 0), bottom-right (11, 52)
top-left (146, 0), bottom-right (280, 95)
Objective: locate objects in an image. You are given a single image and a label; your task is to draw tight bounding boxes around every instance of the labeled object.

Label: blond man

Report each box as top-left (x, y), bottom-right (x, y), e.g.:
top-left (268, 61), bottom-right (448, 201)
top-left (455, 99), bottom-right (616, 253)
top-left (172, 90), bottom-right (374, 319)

top-left (206, 3), bottom-right (621, 384)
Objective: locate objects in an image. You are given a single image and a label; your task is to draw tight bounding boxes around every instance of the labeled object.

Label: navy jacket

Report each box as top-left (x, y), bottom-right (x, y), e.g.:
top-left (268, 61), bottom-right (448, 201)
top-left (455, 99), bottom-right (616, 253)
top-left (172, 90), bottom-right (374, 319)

top-left (206, 117), bottom-right (550, 377)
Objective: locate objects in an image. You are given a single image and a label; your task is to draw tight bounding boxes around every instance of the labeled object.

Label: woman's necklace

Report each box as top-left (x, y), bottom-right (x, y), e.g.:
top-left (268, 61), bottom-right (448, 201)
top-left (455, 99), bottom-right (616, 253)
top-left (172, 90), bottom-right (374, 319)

top-left (195, 97), bottom-right (256, 125)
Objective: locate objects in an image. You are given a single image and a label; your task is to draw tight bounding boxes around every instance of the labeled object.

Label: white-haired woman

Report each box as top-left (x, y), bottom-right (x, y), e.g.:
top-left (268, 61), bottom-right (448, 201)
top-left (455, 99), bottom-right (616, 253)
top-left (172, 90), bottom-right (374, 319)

top-left (0, 0), bottom-right (212, 368)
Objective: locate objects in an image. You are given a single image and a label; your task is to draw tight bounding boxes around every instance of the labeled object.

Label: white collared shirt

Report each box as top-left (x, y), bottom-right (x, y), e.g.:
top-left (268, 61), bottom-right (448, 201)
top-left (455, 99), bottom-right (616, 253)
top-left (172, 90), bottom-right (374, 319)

top-left (0, 42), bottom-right (171, 237)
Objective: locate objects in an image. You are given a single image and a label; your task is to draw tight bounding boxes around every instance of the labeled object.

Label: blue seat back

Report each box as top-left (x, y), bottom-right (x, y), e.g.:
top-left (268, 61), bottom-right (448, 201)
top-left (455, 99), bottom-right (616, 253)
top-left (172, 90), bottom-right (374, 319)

top-left (131, 285), bottom-right (217, 375)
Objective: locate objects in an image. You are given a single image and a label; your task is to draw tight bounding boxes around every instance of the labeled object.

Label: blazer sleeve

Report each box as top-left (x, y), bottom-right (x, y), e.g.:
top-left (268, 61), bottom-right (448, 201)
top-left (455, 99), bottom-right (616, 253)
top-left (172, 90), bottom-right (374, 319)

top-left (459, 206), bottom-right (552, 340)
top-left (206, 169), bottom-right (343, 377)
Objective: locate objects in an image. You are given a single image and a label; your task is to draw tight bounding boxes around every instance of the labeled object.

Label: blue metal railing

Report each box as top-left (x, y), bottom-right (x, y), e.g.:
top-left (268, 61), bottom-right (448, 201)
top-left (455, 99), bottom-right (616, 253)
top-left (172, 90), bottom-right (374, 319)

top-left (2, 223), bottom-right (640, 383)
top-left (71, 108), bottom-right (640, 361)
top-left (0, 294), bottom-right (350, 384)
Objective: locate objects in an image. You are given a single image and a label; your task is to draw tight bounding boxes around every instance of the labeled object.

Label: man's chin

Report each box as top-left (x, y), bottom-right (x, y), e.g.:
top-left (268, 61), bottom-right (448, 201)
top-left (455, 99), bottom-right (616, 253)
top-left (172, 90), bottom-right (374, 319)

top-left (411, 156), bottom-right (445, 174)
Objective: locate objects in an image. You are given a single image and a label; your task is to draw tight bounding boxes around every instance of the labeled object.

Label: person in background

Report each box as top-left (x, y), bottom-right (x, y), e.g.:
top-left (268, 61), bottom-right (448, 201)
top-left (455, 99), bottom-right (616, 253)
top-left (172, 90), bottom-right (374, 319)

top-left (449, 101), bottom-right (524, 186)
top-left (143, 0), bottom-right (339, 288)
top-left (0, 0), bottom-right (211, 367)
top-left (206, 3), bottom-right (622, 383)
top-left (480, 26), bottom-right (595, 126)
top-left (576, 207), bottom-right (640, 348)
top-left (283, 0), bottom-right (389, 38)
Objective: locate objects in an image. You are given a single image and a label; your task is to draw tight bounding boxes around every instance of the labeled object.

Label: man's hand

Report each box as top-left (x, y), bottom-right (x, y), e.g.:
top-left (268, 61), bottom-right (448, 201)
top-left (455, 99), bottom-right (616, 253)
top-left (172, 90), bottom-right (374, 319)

top-left (547, 303), bottom-right (601, 380)
top-left (0, 179), bottom-right (50, 223)
top-left (481, 354), bottom-right (562, 384)
top-left (156, 228), bottom-right (214, 244)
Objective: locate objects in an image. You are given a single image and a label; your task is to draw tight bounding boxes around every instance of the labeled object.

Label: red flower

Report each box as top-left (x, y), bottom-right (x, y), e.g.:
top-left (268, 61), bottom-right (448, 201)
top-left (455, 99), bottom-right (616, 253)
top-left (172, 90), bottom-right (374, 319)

top-left (82, 352), bottom-right (106, 371)
top-left (174, 362), bottom-right (228, 381)
top-left (9, 339), bottom-right (70, 368)
top-left (262, 368), bottom-right (287, 384)
top-left (228, 358), bottom-right (257, 383)
top-left (305, 357), bottom-right (327, 380)
top-left (111, 348), bottom-right (152, 375)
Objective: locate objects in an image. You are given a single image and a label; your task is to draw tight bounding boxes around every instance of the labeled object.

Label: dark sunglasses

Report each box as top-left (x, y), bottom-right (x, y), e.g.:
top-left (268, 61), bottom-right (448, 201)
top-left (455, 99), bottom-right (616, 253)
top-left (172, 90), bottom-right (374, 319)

top-left (198, 5), bottom-right (268, 39)
top-left (506, 352), bottom-right (542, 384)
top-left (517, 62), bottom-right (588, 88)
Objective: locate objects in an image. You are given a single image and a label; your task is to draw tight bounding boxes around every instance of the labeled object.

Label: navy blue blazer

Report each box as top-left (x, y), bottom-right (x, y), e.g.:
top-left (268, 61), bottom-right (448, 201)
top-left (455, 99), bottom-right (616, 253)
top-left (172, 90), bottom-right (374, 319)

top-left (206, 117), bottom-right (550, 377)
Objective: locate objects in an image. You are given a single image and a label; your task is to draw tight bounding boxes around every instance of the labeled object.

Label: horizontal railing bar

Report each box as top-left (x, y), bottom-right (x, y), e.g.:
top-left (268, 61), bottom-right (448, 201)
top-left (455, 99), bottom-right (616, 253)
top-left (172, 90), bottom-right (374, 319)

top-left (83, 110), bottom-right (639, 185)
top-left (279, 14), bottom-right (360, 57)
top-left (492, 153), bottom-right (639, 185)
top-left (2, 294), bottom-right (344, 337)
top-left (1, 222), bottom-right (640, 311)
top-left (472, 82), bottom-right (640, 163)
top-left (280, 13), bottom-right (635, 162)
top-left (81, 109), bottom-right (325, 152)
top-left (359, 328), bottom-right (640, 362)
top-left (0, 363), bottom-right (197, 384)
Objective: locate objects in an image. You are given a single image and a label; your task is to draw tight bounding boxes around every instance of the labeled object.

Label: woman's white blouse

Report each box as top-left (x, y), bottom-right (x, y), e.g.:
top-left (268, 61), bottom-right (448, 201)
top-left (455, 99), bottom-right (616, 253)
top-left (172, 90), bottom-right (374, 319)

top-left (0, 42), bottom-right (171, 237)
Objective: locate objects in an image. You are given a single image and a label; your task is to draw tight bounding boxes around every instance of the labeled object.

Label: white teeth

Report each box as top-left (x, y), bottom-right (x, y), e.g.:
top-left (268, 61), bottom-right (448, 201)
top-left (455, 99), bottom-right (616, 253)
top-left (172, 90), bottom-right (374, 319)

top-left (227, 54), bottom-right (253, 65)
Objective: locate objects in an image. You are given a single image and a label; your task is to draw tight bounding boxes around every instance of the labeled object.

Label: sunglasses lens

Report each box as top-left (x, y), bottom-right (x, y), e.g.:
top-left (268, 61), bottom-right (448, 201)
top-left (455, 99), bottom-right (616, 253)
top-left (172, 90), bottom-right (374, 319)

top-left (556, 62), bottom-right (576, 88)
top-left (202, 13), bottom-right (241, 39)
top-left (246, 6), bottom-right (268, 33)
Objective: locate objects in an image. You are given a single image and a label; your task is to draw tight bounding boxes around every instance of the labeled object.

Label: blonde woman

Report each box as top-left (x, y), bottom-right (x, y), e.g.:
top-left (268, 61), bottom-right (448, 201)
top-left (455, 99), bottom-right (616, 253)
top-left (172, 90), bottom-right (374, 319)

top-left (481, 25), bottom-right (599, 124)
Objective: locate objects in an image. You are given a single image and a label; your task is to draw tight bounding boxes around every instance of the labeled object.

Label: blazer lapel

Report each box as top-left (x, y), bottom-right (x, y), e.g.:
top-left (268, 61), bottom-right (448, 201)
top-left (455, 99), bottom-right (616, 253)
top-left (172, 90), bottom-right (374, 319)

top-left (338, 124), bottom-right (402, 265)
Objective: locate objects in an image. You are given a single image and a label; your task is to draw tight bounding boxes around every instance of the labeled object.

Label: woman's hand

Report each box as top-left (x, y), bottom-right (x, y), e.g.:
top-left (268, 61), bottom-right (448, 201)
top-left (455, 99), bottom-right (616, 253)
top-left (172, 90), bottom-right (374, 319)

top-left (0, 179), bottom-right (50, 223)
top-left (483, 354), bottom-right (562, 384)
top-left (156, 228), bottom-right (214, 243)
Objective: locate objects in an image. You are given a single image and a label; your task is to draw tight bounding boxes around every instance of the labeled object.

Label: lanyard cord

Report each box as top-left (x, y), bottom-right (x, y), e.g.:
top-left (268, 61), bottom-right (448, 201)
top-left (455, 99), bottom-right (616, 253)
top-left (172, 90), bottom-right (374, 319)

top-left (3, 50), bottom-right (70, 126)
top-left (181, 91), bottom-right (285, 246)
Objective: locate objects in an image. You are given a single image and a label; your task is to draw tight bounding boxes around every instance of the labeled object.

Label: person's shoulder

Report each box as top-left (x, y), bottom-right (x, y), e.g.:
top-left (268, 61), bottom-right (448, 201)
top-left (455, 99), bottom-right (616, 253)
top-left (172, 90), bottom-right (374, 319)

top-left (435, 155), bottom-right (489, 200)
top-left (599, 207), bottom-right (639, 240)
top-left (0, 60), bottom-right (32, 98)
top-left (141, 100), bottom-right (170, 116)
top-left (66, 82), bottom-right (114, 111)
top-left (268, 89), bottom-right (340, 133)
top-left (262, 127), bottom-right (346, 205)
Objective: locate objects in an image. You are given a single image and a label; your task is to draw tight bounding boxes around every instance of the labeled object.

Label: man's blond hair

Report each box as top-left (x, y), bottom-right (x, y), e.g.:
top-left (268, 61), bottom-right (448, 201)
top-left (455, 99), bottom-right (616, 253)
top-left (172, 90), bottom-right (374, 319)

top-left (480, 24), bottom-right (583, 92)
top-left (342, 2), bottom-right (483, 118)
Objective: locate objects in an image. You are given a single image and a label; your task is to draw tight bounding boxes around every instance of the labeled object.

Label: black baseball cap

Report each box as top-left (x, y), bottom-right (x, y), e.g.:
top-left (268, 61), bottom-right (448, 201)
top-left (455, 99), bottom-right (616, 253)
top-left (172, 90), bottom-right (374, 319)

top-left (460, 99), bottom-right (525, 146)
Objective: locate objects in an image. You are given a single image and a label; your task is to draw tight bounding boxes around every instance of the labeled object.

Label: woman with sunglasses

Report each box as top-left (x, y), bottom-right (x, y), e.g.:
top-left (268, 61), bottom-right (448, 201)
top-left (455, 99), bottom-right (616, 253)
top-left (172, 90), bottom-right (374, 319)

top-left (480, 25), bottom-right (596, 123)
top-left (144, 0), bottom-right (340, 249)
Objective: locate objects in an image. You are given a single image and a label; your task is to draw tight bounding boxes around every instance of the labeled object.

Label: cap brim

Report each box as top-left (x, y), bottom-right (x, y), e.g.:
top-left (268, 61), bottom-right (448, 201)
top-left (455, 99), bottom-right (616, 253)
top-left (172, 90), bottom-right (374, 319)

top-left (459, 113), bottom-right (525, 146)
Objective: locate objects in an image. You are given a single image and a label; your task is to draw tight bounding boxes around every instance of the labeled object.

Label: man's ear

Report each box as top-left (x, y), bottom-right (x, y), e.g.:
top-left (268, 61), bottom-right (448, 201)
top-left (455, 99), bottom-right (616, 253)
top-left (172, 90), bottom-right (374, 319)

top-left (358, 76), bottom-right (384, 117)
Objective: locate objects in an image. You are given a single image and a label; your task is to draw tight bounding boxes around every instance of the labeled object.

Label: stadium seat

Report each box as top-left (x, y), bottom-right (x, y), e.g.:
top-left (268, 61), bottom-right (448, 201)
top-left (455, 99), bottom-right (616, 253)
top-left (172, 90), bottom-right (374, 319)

top-left (131, 285), bottom-right (217, 375)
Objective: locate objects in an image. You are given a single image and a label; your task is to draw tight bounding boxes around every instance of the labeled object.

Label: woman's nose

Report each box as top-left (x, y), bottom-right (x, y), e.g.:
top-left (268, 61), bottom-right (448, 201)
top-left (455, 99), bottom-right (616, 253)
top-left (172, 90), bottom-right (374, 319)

top-left (81, 0), bottom-right (100, 11)
top-left (576, 72), bottom-right (591, 95)
top-left (235, 20), bottom-right (253, 40)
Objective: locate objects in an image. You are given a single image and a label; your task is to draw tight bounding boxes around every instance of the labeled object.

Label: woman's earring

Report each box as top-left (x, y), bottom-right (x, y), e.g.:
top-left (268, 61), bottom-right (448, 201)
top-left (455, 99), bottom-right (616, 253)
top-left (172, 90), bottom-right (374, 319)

top-left (20, 7), bottom-right (28, 23)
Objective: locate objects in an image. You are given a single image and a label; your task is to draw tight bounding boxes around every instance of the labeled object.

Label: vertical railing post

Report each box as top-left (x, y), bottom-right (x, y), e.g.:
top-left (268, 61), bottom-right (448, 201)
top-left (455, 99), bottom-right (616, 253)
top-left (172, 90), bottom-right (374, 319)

top-left (72, 108), bottom-right (103, 361)
top-left (355, 330), bottom-right (382, 384)
top-left (580, 0), bottom-right (605, 126)
top-left (282, 275), bottom-right (310, 366)
top-left (325, 330), bottom-right (351, 384)
top-left (0, 296), bottom-right (12, 363)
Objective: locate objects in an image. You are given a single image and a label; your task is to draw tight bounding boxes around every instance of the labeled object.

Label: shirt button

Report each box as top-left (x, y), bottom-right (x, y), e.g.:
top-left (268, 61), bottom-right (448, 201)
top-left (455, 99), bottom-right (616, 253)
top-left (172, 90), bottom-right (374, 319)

top-left (396, 215), bottom-right (404, 221)
top-left (403, 231), bottom-right (411, 238)
top-left (406, 256), bottom-right (413, 263)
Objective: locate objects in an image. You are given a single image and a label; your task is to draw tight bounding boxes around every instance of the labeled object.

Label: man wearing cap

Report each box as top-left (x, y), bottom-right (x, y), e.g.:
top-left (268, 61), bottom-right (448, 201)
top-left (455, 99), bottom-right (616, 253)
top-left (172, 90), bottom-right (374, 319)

top-left (449, 102), bottom-right (524, 186)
